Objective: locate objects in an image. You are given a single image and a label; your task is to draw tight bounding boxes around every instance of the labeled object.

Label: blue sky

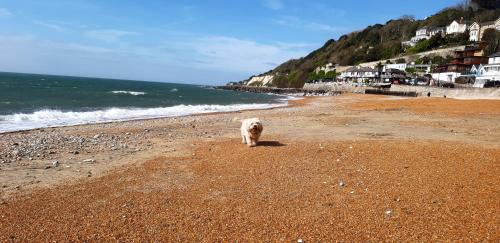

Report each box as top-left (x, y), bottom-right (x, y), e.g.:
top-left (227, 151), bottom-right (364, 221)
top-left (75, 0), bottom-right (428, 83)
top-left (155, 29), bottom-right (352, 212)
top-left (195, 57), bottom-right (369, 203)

top-left (0, 0), bottom-right (459, 84)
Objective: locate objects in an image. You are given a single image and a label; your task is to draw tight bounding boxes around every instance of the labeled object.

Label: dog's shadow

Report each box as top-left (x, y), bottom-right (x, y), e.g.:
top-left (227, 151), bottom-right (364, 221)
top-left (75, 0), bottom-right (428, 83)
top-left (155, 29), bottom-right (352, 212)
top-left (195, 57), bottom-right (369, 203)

top-left (257, 141), bottom-right (286, 147)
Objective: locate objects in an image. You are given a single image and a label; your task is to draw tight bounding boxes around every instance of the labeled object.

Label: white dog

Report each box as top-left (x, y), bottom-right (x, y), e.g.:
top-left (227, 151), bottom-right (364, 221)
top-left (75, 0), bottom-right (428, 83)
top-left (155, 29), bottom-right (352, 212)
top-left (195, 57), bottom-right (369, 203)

top-left (241, 118), bottom-right (263, 147)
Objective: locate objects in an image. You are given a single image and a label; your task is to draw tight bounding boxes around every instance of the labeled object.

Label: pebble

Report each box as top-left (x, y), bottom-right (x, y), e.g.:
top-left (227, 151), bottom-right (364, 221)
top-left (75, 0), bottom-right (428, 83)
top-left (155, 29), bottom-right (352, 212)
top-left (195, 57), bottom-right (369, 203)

top-left (385, 210), bottom-right (392, 215)
top-left (339, 180), bottom-right (345, 187)
top-left (83, 159), bottom-right (96, 163)
top-left (297, 239), bottom-right (304, 243)
top-left (52, 161), bottom-right (60, 167)
top-left (93, 134), bottom-right (101, 139)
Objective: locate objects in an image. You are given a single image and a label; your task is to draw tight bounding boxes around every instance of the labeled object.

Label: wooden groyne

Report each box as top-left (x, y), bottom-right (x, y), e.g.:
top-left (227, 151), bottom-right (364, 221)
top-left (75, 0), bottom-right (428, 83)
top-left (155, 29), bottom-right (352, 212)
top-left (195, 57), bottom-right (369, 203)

top-left (365, 89), bottom-right (418, 97)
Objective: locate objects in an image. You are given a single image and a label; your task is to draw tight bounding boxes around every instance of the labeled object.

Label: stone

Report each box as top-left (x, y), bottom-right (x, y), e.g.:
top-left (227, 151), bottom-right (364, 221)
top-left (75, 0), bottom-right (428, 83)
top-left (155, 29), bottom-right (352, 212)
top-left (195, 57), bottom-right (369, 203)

top-left (52, 161), bottom-right (59, 167)
top-left (385, 210), bottom-right (392, 215)
top-left (339, 180), bottom-right (345, 187)
top-left (11, 150), bottom-right (19, 156)
top-left (83, 159), bottom-right (96, 163)
top-left (93, 134), bottom-right (101, 139)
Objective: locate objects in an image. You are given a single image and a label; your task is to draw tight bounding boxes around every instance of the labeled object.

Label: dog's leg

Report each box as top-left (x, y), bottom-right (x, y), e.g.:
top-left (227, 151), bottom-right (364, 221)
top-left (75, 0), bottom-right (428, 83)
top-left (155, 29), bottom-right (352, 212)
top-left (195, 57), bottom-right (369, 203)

top-left (242, 134), bottom-right (247, 144)
top-left (249, 137), bottom-right (257, 147)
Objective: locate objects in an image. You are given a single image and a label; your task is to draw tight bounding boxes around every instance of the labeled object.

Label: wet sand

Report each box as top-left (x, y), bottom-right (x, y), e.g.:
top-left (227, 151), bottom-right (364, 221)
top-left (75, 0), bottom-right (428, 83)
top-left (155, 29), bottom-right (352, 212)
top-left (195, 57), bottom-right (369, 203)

top-left (1, 94), bottom-right (499, 241)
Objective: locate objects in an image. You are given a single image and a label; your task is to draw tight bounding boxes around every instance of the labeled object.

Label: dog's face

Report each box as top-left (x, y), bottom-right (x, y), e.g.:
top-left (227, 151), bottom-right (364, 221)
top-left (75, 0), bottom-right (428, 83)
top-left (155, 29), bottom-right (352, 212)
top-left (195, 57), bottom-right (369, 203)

top-left (248, 120), bottom-right (263, 135)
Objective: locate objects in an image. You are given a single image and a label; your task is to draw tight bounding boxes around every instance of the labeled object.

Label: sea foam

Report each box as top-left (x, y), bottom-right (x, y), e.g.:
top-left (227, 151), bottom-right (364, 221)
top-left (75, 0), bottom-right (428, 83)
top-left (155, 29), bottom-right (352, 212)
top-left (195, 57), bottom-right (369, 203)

top-left (111, 90), bottom-right (146, 95)
top-left (0, 103), bottom-right (287, 133)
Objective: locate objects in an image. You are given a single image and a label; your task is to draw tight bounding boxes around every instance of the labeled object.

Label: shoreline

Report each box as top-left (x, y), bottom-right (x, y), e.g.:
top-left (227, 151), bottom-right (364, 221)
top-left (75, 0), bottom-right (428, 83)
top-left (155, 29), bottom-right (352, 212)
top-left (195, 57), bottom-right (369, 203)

top-left (0, 95), bottom-right (306, 135)
top-left (1, 94), bottom-right (499, 241)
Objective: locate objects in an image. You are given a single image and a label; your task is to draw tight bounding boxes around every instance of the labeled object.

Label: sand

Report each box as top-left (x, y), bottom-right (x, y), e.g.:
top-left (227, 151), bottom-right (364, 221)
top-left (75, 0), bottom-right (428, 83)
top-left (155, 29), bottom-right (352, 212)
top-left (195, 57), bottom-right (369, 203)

top-left (0, 94), bottom-right (499, 241)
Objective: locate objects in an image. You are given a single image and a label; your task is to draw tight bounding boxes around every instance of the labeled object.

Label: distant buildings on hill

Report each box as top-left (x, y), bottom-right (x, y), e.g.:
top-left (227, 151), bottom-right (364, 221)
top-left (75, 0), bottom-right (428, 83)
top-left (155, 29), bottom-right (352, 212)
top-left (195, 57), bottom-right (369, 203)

top-left (402, 17), bottom-right (500, 47)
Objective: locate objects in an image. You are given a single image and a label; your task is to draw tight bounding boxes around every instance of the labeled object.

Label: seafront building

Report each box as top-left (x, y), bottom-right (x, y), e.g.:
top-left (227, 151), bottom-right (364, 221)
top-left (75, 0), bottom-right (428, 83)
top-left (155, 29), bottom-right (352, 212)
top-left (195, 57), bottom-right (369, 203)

top-left (340, 66), bottom-right (379, 82)
top-left (474, 52), bottom-right (500, 87)
top-left (432, 42), bottom-right (488, 83)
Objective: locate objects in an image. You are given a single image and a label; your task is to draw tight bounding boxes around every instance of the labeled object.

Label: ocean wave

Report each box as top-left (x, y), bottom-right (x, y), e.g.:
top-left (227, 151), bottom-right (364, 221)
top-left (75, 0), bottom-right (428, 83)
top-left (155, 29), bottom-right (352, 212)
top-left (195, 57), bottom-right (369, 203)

top-left (0, 103), bottom-right (287, 133)
top-left (111, 90), bottom-right (146, 96)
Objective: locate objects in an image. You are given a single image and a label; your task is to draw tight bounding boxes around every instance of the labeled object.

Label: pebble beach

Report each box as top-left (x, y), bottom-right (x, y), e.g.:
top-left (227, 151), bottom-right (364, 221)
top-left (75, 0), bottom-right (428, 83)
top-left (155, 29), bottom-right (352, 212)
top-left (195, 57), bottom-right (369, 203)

top-left (1, 94), bottom-right (499, 241)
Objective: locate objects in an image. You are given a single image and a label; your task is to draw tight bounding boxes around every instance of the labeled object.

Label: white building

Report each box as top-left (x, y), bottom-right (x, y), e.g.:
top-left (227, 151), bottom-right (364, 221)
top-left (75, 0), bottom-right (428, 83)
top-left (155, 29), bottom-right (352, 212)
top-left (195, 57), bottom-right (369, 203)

top-left (315, 63), bottom-right (337, 74)
top-left (469, 17), bottom-right (500, 42)
top-left (429, 27), bottom-right (446, 37)
top-left (340, 66), bottom-right (379, 82)
top-left (469, 22), bottom-right (481, 42)
top-left (446, 19), bottom-right (468, 35)
top-left (411, 27), bottom-right (430, 42)
top-left (384, 63), bottom-right (407, 71)
top-left (474, 52), bottom-right (500, 87)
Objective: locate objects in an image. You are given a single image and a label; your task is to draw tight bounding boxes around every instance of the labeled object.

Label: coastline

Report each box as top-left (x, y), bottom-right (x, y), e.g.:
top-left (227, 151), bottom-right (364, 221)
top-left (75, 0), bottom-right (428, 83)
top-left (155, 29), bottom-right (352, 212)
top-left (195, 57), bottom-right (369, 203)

top-left (1, 94), bottom-right (499, 241)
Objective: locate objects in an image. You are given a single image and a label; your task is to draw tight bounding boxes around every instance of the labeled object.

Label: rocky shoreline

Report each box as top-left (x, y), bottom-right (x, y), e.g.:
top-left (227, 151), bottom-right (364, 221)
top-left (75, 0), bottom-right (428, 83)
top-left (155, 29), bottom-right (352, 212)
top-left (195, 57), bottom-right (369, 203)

top-left (219, 85), bottom-right (343, 96)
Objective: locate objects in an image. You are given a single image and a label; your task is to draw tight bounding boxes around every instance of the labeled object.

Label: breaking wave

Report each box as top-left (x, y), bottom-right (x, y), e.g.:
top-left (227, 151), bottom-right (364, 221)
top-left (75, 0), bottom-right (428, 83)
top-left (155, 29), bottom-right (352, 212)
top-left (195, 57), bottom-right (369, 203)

top-left (111, 90), bottom-right (146, 96)
top-left (0, 103), bottom-right (287, 133)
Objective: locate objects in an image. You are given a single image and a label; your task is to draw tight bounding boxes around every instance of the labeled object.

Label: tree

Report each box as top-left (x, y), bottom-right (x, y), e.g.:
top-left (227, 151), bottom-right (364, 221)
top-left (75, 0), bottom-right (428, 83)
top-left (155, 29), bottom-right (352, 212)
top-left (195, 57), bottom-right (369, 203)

top-left (432, 56), bottom-right (445, 65)
top-left (405, 67), bottom-right (417, 76)
top-left (482, 29), bottom-right (500, 56)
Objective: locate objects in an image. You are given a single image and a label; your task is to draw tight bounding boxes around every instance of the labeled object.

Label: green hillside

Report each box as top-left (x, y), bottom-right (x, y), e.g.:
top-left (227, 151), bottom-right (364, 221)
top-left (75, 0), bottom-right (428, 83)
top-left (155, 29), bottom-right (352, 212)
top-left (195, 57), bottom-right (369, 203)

top-left (252, 0), bottom-right (500, 88)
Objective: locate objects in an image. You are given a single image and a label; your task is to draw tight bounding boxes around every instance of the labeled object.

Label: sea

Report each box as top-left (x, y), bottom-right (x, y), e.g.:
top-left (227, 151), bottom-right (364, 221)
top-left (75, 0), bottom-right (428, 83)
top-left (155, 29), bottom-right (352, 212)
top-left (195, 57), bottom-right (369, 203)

top-left (0, 72), bottom-right (290, 133)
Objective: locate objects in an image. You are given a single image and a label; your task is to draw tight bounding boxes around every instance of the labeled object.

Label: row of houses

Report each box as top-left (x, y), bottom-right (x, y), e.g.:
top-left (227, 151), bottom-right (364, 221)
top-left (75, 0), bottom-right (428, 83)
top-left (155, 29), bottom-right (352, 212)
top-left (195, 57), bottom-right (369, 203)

top-left (402, 17), bottom-right (500, 47)
top-left (317, 41), bottom-right (499, 88)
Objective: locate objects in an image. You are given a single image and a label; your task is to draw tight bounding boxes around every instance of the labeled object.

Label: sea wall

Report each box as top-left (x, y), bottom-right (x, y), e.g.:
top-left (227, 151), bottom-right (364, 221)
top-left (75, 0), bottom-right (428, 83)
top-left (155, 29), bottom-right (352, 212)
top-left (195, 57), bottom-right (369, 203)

top-left (303, 83), bottom-right (500, 99)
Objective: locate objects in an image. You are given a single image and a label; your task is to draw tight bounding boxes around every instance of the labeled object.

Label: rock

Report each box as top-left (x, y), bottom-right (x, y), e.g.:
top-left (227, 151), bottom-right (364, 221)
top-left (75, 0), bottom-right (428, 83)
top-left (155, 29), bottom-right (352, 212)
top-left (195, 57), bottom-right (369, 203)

top-left (93, 134), bottom-right (101, 139)
top-left (52, 161), bottom-right (59, 167)
top-left (83, 159), bottom-right (95, 163)
top-left (144, 129), bottom-right (150, 132)
top-left (385, 210), bottom-right (392, 215)
top-left (11, 150), bottom-right (19, 156)
top-left (339, 180), bottom-right (345, 187)
top-left (73, 151), bottom-right (79, 155)
top-left (297, 239), bottom-right (304, 243)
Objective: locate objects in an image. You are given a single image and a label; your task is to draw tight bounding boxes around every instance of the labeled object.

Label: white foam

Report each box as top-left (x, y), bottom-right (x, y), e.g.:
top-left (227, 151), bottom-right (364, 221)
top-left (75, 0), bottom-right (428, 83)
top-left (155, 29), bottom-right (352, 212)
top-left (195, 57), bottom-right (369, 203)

top-left (111, 90), bottom-right (146, 96)
top-left (0, 103), bottom-right (287, 133)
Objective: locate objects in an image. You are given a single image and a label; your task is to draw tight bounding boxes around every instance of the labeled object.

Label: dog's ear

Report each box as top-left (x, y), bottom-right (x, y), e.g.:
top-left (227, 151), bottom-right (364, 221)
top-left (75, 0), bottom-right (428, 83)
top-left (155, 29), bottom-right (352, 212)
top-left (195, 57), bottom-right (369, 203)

top-left (256, 122), bottom-right (263, 133)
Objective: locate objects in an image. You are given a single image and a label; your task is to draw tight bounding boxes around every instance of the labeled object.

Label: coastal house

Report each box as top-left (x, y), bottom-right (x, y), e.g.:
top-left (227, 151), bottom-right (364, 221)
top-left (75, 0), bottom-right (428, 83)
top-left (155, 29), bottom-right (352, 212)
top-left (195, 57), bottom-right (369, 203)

top-left (411, 27), bottom-right (430, 42)
top-left (446, 19), bottom-right (469, 35)
top-left (340, 66), bottom-right (379, 82)
top-left (469, 17), bottom-right (500, 42)
top-left (432, 42), bottom-right (488, 83)
top-left (402, 26), bottom-right (446, 47)
top-left (384, 63), bottom-right (407, 71)
top-left (380, 68), bottom-right (406, 83)
top-left (474, 52), bottom-right (500, 87)
top-left (429, 27), bottom-right (446, 37)
top-left (469, 22), bottom-right (481, 42)
top-left (315, 63), bottom-right (337, 74)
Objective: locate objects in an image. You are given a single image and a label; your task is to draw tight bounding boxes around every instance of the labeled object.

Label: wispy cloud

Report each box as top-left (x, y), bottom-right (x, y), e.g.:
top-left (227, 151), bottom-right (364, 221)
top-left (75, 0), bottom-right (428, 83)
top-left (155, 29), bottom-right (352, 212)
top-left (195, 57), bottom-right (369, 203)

top-left (272, 15), bottom-right (348, 33)
top-left (34, 21), bottom-right (65, 31)
top-left (0, 8), bottom-right (12, 17)
top-left (85, 29), bottom-right (139, 43)
top-left (263, 0), bottom-right (284, 10)
top-left (174, 35), bottom-right (310, 72)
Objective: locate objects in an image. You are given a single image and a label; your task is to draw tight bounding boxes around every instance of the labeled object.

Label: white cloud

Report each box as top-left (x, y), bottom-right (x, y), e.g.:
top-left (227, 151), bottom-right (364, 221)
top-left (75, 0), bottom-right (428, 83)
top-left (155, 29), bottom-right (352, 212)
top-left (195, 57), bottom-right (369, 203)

top-left (176, 36), bottom-right (310, 72)
top-left (85, 29), bottom-right (139, 43)
top-left (34, 21), bottom-right (64, 31)
top-left (0, 34), bottom-right (310, 84)
top-left (0, 8), bottom-right (12, 17)
top-left (272, 15), bottom-right (348, 33)
top-left (263, 0), bottom-right (284, 10)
